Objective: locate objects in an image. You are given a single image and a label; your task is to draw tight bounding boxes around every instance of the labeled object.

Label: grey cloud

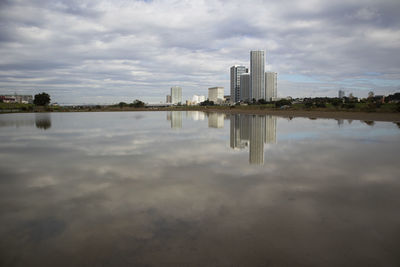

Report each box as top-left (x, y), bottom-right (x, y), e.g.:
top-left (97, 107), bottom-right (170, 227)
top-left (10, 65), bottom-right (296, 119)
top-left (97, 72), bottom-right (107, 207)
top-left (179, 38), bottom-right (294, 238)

top-left (0, 0), bottom-right (399, 103)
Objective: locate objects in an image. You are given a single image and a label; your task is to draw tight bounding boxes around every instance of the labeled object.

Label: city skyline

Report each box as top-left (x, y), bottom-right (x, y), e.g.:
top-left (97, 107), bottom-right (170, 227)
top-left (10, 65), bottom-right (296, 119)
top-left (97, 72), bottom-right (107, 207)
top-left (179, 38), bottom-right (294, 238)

top-left (0, 0), bottom-right (399, 104)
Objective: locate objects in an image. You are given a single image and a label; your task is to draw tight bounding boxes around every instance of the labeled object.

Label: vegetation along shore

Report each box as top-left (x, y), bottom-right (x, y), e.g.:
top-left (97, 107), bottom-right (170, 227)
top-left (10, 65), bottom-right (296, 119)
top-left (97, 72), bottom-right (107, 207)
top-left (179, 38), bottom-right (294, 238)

top-left (1, 93), bottom-right (400, 122)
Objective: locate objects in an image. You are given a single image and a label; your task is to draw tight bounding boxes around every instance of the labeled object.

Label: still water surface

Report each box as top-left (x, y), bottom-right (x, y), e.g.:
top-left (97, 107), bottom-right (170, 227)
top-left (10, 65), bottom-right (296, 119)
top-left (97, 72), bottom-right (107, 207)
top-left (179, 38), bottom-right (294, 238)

top-left (0, 111), bottom-right (400, 266)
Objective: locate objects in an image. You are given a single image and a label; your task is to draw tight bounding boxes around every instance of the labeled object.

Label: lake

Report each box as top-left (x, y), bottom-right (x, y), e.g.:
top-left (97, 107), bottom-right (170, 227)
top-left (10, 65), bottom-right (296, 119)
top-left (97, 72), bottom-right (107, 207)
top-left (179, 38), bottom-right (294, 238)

top-left (0, 111), bottom-right (399, 266)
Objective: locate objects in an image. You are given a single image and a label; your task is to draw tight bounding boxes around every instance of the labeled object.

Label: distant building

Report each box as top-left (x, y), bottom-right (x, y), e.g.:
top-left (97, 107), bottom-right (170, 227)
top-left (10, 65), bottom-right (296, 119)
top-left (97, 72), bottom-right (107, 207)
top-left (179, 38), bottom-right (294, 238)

top-left (240, 73), bottom-right (250, 102)
top-left (250, 50), bottom-right (265, 100)
top-left (199, 95), bottom-right (205, 103)
top-left (230, 65), bottom-right (248, 103)
top-left (338, 90), bottom-right (345, 98)
top-left (191, 95), bottom-right (206, 105)
top-left (265, 72), bottom-right (277, 101)
top-left (170, 86), bottom-right (182, 104)
top-left (0, 94), bottom-right (33, 104)
top-left (208, 87), bottom-right (224, 104)
top-left (166, 95), bottom-right (171, 103)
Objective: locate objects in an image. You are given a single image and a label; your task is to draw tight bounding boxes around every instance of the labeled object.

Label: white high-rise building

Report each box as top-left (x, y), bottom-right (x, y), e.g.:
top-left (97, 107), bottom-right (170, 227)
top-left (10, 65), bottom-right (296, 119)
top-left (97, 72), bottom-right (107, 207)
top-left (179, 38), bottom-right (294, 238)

top-left (240, 73), bottom-right (250, 102)
top-left (208, 87), bottom-right (224, 103)
top-left (170, 86), bottom-right (182, 104)
top-left (250, 50), bottom-right (265, 100)
top-left (230, 65), bottom-right (248, 103)
top-left (265, 72), bottom-right (277, 101)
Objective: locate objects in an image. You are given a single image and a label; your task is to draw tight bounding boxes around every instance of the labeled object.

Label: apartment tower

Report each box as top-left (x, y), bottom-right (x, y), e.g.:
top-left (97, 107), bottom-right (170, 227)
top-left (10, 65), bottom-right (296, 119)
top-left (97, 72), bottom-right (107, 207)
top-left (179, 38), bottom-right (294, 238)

top-left (170, 86), bottom-right (182, 104)
top-left (265, 72), bottom-right (277, 101)
top-left (230, 65), bottom-right (248, 103)
top-left (250, 50), bottom-right (265, 100)
top-left (240, 73), bottom-right (250, 102)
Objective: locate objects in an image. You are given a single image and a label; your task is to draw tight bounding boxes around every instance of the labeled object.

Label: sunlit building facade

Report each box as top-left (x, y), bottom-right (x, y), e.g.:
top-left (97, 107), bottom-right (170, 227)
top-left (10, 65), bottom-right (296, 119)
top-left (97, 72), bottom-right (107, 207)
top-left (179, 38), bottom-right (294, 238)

top-left (265, 72), bottom-right (277, 101)
top-left (208, 87), bottom-right (224, 104)
top-left (171, 86), bottom-right (182, 104)
top-left (250, 50), bottom-right (265, 100)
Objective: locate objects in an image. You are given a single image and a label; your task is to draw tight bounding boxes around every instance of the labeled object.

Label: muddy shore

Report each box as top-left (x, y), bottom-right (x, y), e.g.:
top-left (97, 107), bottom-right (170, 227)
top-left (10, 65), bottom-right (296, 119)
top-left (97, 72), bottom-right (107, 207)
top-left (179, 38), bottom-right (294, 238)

top-left (199, 108), bottom-right (400, 122)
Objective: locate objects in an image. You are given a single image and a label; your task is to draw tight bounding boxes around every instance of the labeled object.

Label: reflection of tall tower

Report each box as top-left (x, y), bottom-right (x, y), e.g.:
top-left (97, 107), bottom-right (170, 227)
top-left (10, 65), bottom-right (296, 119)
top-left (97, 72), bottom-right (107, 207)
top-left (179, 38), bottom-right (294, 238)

top-left (229, 114), bottom-right (277, 165)
top-left (264, 115), bottom-right (277, 144)
top-left (208, 113), bottom-right (224, 128)
top-left (186, 111), bottom-right (205, 121)
top-left (249, 115), bottom-right (265, 165)
top-left (167, 111), bottom-right (182, 129)
top-left (230, 115), bottom-right (247, 149)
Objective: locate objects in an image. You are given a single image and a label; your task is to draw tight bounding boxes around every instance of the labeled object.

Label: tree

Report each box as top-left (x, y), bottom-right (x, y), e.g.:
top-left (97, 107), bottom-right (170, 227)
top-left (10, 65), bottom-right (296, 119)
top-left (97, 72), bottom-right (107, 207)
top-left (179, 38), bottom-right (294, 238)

top-left (368, 91), bottom-right (374, 98)
top-left (131, 99), bottom-right (145, 108)
top-left (200, 100), bottom-right (214, 106)
top-left (258, 98), bottom-right (267, 104)
top-left (33, 92), bottom-right (50, 106)
top-left (275, 99), bottom-right (292, 108)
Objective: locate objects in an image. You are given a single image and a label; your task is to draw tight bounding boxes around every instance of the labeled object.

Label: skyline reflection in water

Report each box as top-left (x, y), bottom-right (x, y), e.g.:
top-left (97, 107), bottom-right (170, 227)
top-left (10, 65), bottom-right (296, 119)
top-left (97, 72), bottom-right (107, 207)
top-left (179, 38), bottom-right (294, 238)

top-left (0, 111), bottom-right (400, 266)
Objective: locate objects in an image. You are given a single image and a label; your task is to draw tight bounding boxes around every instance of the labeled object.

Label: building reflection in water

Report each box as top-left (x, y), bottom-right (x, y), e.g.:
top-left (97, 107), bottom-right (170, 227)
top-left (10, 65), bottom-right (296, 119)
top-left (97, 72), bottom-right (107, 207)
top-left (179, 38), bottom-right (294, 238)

top-left (35, 113), bottom-right (52, 130)
top-left (230, 114), bottom-right (277, 165)
top-left (186, 111), bottom-right (205, 121)
top-left (208, 113), bottom-right (225, 128)
top-left (167, 111), bottom-right (182, 129)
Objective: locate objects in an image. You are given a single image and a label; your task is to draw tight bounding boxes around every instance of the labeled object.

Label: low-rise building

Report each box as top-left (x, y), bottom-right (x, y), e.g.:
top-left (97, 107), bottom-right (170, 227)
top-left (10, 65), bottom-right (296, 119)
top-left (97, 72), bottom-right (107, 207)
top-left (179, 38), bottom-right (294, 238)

top-left (208, 87), bottom-right (224, 104)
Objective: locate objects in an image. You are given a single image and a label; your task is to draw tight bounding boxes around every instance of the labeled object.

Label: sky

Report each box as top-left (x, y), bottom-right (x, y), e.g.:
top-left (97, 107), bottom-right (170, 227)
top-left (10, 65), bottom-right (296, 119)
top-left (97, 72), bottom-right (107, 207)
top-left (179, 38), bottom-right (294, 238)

top-left (0, 0), bottom-right (400, 104)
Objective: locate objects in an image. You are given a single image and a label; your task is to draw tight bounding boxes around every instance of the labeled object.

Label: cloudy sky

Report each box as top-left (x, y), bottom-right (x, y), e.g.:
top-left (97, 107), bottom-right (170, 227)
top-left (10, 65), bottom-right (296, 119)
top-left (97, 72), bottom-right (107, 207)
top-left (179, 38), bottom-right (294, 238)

top-left (0, 0), bottom-right (400, 104)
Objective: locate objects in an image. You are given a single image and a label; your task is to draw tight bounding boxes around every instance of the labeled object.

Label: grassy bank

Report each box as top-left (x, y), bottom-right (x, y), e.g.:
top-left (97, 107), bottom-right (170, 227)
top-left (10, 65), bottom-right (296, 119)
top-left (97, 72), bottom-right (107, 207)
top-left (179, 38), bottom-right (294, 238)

top-left (1, 102), bottom-right (400, 122)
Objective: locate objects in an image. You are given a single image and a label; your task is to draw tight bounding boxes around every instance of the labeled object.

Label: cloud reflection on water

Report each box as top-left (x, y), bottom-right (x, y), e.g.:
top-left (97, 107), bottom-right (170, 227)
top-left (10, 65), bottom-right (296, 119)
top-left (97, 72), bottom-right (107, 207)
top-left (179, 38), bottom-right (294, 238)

top-left (0, 112), bottom-right (399, 266)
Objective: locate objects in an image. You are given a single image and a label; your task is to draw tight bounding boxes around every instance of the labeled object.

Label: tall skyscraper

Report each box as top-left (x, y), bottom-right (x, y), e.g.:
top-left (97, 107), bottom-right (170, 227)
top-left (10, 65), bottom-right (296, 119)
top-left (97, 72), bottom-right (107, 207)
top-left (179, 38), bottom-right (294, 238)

top-left (230, 65), bottom-right (248, 103)
top-left (338, 90), bottom-right (345, 98)
top-left (250, 50), bottom-right (265, 100)
top-left (170, 86), bottom-right (182, 104)
top-left (265, 72), bottom-right (277, 101)
top-left (240, 73), bottom-right (250, 102)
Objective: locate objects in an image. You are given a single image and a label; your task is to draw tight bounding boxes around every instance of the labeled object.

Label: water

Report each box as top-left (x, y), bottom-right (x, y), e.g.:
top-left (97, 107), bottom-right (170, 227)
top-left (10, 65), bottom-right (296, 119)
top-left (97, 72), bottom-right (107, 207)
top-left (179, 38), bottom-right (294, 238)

top-left (0, 111), bottom-right (399, 266)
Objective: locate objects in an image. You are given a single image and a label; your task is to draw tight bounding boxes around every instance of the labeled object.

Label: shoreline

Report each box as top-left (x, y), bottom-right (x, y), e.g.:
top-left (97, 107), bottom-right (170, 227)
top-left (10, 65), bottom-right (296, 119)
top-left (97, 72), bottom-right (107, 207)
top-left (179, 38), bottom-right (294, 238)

top-left (1, 107), bottom-right (400, 122)
top-left (201, 108), bottom-right (400, 122)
